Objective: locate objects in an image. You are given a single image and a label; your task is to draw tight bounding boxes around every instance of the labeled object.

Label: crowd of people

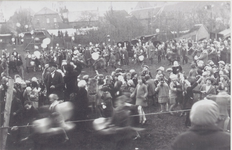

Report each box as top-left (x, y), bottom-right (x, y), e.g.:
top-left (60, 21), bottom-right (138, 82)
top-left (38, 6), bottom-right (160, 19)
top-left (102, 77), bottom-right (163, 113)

top-left (0, 36), bottom-right (231, 150)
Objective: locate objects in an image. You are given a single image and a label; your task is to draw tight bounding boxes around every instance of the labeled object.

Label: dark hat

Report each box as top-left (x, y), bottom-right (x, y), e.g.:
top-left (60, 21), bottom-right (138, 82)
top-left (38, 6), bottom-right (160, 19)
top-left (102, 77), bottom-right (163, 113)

top-left (115, 68), bottom-right (123, 73)
top-left (205, 77), bottom-right (215, 83)
top-left (143, 65), bottom-right (149, 69)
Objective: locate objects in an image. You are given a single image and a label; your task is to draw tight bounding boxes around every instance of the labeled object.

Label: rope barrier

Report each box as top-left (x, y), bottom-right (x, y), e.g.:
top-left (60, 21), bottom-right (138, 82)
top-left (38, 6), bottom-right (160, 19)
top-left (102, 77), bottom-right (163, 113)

top-left (0, 109), bottom-right (191, 130)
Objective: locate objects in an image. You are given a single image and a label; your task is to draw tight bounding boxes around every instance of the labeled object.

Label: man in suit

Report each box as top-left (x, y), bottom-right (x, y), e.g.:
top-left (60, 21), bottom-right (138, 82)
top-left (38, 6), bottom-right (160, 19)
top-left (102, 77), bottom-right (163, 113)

top-left (47, 62), bottom-right (64, 99)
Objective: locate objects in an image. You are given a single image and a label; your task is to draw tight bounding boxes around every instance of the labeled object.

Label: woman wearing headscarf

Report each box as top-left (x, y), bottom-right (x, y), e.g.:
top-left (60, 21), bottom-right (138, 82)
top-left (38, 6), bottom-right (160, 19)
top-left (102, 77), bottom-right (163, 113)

top-left (171, 100), bottom-right (230, 150)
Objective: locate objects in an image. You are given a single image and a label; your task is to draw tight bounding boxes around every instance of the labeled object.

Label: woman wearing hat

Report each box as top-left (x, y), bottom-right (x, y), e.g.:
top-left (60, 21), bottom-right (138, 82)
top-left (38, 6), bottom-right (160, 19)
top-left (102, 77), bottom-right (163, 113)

top-left (130, 76), bottom-right (148, 107)
top-left (171, 100), bottom-right (230, 150)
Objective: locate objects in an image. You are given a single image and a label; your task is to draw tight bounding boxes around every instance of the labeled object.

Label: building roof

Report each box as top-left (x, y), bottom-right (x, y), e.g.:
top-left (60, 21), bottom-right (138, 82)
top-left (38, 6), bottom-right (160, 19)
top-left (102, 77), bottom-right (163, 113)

top-left (68, 10), bottom-right (99, 22)
top-left (35, 7), bottom-right (58, 15)
top-left (219, 28), bottom-right (230, 36)
top-left (188, 24), bottom-right (203, 33)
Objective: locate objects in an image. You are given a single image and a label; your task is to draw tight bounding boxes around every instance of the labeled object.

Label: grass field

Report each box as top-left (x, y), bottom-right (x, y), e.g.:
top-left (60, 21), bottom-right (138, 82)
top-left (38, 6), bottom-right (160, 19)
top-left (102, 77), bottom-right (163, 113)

top-left (7, 45), bottom-right (192, 150)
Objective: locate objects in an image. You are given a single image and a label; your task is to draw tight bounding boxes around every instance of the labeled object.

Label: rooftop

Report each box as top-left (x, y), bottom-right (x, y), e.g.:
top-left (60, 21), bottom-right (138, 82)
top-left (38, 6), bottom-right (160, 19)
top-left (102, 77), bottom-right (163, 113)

top-left (35, 7), bottom-right (58, 15)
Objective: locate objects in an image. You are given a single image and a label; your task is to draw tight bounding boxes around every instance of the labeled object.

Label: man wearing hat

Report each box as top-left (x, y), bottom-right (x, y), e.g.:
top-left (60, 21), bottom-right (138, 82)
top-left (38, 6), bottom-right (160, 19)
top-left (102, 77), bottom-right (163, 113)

top-left (141, 65), bottom-right (152, 78)
top-left (47, 62), bottom-right (64, 99)
top-left (218, 61), bottom-right (225, 70)
top-left (171, 100), bottom-right (230, 150)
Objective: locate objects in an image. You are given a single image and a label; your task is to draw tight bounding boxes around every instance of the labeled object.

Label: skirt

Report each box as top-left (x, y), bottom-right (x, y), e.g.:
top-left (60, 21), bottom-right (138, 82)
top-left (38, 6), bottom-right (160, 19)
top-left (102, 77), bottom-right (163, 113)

top-left (158, 96), bottom-right (169, 104)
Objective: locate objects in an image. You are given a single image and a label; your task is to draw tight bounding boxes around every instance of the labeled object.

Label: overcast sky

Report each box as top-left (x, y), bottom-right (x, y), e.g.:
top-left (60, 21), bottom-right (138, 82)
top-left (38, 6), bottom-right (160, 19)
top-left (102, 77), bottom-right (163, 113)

top-left (0, 1), bottom-right (138, 20)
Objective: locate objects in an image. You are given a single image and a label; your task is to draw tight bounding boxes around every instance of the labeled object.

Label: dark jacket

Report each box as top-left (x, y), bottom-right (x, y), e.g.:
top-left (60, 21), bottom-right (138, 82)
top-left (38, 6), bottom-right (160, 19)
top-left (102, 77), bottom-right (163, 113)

top-left (21, 106), bottom-right (39, 125)
top-left (171, 124), bottom-right (230, 150)
top-left (183, 82), bottom-right (199, 109)
top-left (47, 71), bottom-right (64, 99)
top-left (64, 71), bottom-right (78, 99)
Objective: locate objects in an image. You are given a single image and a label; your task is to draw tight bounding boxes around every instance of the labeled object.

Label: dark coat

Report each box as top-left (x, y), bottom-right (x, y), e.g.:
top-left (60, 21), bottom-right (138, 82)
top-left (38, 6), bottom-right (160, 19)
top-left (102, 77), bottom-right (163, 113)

top-left (171, 124), bottom-right (230, 150)
top-left (47, 71), bottom-right (64, 99)
top-left (10, 97), bottom-right (23, 126)
top-left (21, 106), bottom-right (39, 125)
top-left (72, 87), bottom-right (89, 120)
top-left (172, 65), bottom-right (182, 74)
top-left (64, 71), bottom-right (78, 99)
top-left (183, 82), bottom-right (200, 109)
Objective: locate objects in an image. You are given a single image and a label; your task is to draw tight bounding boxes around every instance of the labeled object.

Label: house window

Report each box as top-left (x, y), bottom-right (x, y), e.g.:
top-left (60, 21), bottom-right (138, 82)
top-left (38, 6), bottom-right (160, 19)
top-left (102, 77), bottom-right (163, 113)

top-left (46, 18), bottom-right (50, 24)
top-left (54, 18), bottom-right (57, 23)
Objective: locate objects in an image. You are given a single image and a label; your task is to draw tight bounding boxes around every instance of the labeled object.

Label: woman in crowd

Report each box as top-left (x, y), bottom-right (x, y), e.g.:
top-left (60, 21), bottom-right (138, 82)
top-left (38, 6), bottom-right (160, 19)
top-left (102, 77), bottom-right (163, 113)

top-left (130, 76), bottom-right (148, 108)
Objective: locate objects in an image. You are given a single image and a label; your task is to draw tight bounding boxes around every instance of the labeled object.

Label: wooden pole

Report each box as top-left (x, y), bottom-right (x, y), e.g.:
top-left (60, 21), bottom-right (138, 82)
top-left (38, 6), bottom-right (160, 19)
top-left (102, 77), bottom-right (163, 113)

top-left (0, 79), bottom-right (14, 150)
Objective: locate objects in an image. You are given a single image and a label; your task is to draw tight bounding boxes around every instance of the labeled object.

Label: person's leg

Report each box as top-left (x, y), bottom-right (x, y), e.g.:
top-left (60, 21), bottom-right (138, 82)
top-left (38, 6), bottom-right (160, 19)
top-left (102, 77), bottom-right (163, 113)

top-left (185, 112), bottom-right (191, 127)
top-left (166, 102), bottom-right (169, 112)
top-left (224, 117), bottom-right (230, 131)
top-left (160, 103), bottom-right (165, 112)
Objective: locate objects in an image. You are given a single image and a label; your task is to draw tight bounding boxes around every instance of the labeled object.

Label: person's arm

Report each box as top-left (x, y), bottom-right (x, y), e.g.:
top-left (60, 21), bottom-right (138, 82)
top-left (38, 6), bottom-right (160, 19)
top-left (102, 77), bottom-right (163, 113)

top-left (143, 84), bottom-right (148, 98)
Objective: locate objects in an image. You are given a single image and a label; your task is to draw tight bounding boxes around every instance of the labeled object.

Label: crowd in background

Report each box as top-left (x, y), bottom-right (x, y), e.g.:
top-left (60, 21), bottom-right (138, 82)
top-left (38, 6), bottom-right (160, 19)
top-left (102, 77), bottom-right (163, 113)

top-left (0, 36), bottom-right (231, 150)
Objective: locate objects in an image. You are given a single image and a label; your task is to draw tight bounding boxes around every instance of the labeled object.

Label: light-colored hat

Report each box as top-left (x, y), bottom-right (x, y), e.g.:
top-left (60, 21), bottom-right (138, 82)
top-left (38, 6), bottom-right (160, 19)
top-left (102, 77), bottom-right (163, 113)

top-left (157, 66), bottom-right (165, 72)
top-left (218, 61), bottom-right (225, 65)
top-left (173, 61), bottom-right (179, 67)
top-left (129, 69), bottom-right (136, 73)
top-left (190, 100), bottom-right (219, 125)
top-left (78, 80), bottom-right (87, 87)
top-left (31, 77), bottom-right (38, 82)
top-left (166, 68), bottom-right (172, 72)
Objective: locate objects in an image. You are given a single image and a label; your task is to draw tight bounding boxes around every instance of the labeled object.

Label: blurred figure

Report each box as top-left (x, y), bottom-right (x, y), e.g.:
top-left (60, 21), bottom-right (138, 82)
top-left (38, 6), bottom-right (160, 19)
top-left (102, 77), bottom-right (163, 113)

top-left (171, 100), bottom-right (230, 150)
top-left (207, 82), bottom-right (231, 131)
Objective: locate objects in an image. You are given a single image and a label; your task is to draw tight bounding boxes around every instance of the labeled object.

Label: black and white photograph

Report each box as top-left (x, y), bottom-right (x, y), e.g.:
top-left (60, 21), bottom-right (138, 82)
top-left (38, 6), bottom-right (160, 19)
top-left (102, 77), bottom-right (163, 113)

top-left (0, 1), bottom-right (230, 150)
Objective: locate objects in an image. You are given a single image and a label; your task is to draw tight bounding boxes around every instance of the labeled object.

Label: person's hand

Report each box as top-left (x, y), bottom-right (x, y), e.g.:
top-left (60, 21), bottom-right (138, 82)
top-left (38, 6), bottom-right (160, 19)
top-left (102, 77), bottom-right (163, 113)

top-left (50, 85), bottom-right (55, 89)
top-left (13, 112), bottom-right (16, 116)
